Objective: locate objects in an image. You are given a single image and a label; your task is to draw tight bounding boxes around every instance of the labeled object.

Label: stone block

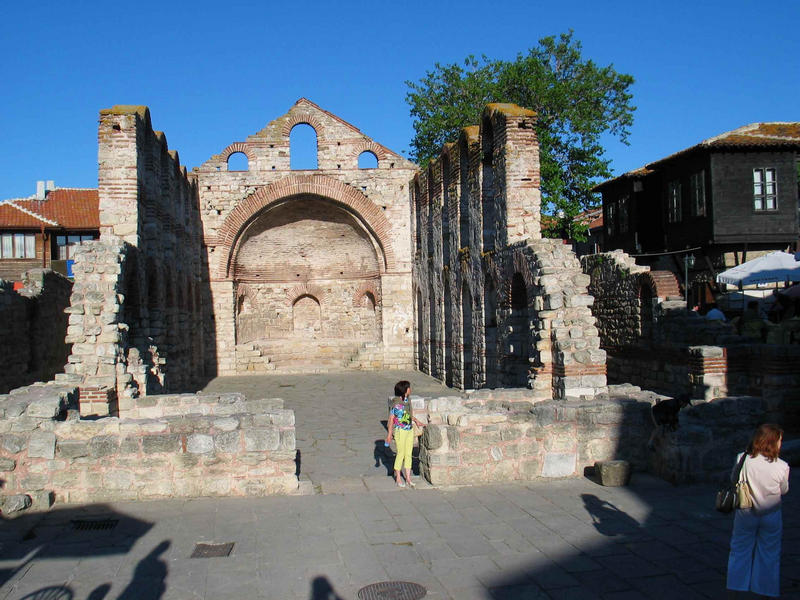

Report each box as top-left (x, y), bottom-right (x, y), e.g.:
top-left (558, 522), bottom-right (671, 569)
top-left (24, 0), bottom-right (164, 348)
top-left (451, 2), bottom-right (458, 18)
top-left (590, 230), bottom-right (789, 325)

top-left (423, 424), bottom-right (444, 450)
top-left (0, 457), bottom-right (16, 471)
top-left (595, 460), bottom-right (630, 486)
top-left (25, 397), bottom-right (65, 419)
top-left (279, 430), bottom-right (295, 451)
top-left (104, 470), bottom-right (134, 490)
top-left (142, 434), bottom-right (181, 454)
top-left (270, 409), bottom-right (295, 427)
top-left (187, 434), bottom-right (214, 454)
top-left (28, 432), bottom-right (56, 459)
top-left (244, 427), bottom-right (280, 451)
top-left (56, 440), bottom-right (89, 459)
top-left (30, 490), bottom-right (55, 510)
top-left (541, 452), bottom-right (576, 477)
top-left (214, 430), bottom-right (240, 453)
top-left (89, 435), bottom-right (119, 458)
top-left (0, 494), bottom-right (32, 515)
top-left (213, 417), bottom-right (239, 432)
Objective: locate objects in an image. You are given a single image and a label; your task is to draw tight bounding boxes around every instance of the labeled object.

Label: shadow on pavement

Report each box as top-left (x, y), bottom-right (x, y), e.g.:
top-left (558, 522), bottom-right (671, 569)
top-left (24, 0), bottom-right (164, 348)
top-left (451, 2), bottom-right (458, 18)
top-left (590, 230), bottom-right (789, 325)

top-left (309, 575), bottom-right (345, 600)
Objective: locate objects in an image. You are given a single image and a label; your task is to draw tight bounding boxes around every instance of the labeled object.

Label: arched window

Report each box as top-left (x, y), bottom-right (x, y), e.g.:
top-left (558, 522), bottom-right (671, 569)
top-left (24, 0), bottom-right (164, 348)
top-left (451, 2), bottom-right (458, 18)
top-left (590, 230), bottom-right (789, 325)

top-left (227, 152), bottom-right (249, 171)
top-left (483, 275), bottom-right (498, 388)
top-left (462, 281), bottom-right (474, 389)
top-left (292, 294), bottom-right (321, 335)
top-left (358, 151), bottom-right (378, 169)
top-left (290, 124), bottom-right (318, 170)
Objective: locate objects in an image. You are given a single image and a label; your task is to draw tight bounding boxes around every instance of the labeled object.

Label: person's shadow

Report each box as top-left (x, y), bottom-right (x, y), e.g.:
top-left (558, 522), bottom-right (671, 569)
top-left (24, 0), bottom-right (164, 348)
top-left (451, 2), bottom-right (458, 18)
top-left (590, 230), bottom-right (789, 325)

top-left (374, 440), bottom-right (394, 476)
top-left (581, 494), bottom-right (642, 537)
top-left (116, 540), bottom-right (170, 599)
top-left (309, 576), bottom-right (344, 599)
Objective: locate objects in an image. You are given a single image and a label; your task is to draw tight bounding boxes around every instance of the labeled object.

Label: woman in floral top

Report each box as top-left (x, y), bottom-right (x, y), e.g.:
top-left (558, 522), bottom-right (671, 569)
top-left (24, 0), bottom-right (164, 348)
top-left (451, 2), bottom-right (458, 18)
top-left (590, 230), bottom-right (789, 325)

top-left (385, 380), bottom-right (425, 488)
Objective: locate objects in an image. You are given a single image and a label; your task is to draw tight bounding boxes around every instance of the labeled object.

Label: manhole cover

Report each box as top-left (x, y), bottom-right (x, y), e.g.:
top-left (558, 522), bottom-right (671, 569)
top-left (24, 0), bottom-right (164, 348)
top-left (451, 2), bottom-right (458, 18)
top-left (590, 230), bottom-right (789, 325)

top-left (357, 581), bottom-right (426, 600)
top-left (190, 542), bottom-right (234, 558)
top-left (71, 519), bottom-right (118, 531)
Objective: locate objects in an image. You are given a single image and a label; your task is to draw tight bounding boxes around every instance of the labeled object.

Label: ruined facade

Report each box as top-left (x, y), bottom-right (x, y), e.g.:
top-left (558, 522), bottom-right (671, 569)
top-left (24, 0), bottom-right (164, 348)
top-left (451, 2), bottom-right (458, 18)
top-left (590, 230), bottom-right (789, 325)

top-left (194, 99), bottom-right (418, 376)
top-left (412, 104), bottom-right (607, 398)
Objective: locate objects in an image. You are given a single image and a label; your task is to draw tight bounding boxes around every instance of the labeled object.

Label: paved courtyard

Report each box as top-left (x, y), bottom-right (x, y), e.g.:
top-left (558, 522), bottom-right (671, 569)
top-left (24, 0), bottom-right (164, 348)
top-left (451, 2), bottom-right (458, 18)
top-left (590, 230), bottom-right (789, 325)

top-left (0, 372), bottom-right (797, 600)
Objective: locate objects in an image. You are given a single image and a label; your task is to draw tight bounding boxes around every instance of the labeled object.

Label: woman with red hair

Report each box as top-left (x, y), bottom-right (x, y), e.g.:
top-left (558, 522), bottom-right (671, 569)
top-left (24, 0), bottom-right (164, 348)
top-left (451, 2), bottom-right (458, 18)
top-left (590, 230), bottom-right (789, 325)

top-left (727, 424), bottom-right (790, 598)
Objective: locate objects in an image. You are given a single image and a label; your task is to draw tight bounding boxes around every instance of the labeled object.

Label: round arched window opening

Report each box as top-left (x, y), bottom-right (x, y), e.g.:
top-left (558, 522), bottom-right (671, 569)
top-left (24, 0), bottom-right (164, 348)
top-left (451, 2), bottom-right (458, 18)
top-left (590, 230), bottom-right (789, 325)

top-left (227, 151), bottom-right (249, 171)
top-left (358, 151), bottom-right (378, 169)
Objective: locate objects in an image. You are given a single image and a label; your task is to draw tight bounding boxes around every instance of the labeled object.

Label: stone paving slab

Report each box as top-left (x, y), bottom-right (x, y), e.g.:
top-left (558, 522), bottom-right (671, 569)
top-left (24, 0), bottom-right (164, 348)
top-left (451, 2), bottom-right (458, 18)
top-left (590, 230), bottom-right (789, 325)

top-left (1, 470), bottom-right (798, 600)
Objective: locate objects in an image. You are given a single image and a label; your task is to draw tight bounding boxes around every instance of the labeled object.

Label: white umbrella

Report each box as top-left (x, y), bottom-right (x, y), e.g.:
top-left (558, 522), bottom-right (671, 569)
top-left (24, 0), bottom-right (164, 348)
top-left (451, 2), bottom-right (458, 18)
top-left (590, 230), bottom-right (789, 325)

top-left (716, 251), bottom-right (800, 286)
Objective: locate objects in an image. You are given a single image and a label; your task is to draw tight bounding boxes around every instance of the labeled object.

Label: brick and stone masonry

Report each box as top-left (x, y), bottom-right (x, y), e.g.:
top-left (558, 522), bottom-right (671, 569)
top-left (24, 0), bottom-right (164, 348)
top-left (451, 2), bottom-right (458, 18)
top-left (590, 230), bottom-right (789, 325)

top-left (412, 104), bottom-right (607, 398)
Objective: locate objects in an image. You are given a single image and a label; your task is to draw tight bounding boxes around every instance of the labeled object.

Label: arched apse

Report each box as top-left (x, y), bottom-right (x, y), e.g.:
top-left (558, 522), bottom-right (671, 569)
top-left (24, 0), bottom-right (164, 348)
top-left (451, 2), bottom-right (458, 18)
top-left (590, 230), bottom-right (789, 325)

top-left (214, 175), bottom-right (398, 280)
top-left (231, 195), bottom-right (383, 346)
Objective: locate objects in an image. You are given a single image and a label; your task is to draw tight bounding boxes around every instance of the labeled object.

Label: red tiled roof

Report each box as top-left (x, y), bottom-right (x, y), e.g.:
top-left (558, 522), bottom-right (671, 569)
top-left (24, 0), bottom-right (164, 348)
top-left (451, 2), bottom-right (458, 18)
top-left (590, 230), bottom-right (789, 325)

top-left (0, 189), bottom-right (99, 230)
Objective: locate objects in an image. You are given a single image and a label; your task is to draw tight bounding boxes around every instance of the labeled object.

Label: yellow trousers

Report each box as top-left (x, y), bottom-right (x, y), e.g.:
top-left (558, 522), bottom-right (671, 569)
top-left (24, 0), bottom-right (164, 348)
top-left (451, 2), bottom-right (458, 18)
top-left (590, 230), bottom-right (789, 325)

top-left (393, 428), bottom-right (413, 471)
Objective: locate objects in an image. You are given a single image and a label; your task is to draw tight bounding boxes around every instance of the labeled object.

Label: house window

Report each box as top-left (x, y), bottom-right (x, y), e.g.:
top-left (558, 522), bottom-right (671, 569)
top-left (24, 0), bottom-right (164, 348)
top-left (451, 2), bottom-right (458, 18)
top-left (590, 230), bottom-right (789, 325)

top-left (618, 195), bottom-right (630, 234)
top-left (753, 168), bottom-right (777, 211)
top-left (0, 233), bottom-right (35, 258)
top-left (56, 234), bottom-right (97, 260)
top-left (667, 180), bottom-right (682, 223)
top-left (690, 171), bottom-right (706, 217)
top-left (606, 202), bottom-right (616, 236)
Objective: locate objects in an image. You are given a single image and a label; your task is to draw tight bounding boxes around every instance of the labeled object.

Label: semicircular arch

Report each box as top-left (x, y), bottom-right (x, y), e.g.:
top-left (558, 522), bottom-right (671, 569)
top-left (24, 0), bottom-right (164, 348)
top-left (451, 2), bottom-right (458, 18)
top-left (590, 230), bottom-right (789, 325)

top-left (214, 174), bottom-right (397, 279)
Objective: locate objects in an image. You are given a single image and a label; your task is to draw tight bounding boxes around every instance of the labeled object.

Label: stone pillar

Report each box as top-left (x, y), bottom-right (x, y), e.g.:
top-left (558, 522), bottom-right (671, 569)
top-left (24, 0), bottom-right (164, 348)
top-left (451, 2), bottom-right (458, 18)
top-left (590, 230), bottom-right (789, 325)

top-left (210, 280), bottom-right (237, 375)
top-left (98, 106), bottom-right (150, 246)
top-left (380, 272), bottom-right (414, 368)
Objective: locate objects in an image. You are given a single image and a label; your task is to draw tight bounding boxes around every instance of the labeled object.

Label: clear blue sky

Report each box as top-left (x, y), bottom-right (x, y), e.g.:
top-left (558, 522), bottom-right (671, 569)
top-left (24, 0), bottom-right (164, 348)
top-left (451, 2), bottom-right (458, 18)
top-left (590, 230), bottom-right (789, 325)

top-left (1, 0), bottom-right (798, 200)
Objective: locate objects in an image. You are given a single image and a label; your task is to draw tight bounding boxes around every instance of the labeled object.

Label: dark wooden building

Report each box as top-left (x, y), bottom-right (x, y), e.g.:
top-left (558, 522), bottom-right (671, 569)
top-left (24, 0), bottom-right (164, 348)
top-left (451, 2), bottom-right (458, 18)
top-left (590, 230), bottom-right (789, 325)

top-left (595, 123), bottom-right (800, 298)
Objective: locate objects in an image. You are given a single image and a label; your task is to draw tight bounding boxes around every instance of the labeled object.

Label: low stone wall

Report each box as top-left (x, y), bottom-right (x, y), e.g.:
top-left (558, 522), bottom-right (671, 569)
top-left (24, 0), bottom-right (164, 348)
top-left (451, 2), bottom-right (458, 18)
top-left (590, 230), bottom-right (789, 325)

top-left (649, 395), bottom-right (766, 483)
top-left (419, 387), bottom-right (655, 486)
top-left (0, 270), bottom-right (73, 394)
top-left (0, 386), bottom-right (297, 505)
top-left (418, 387), bottom-right (776, 486)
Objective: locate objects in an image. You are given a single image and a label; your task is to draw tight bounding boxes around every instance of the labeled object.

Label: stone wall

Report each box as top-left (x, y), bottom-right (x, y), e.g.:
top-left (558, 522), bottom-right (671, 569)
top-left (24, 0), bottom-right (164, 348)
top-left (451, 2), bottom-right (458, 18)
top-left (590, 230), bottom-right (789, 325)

top-left (417, 387), bottom-right (776, 486)
top-left (582, 250), bottom-right (800, 429)
top-left (0, 270), bottom-right (72, 394)
top-left (418, 386), bottom-right (653, 486)
top-left (61, 106), bottom-right (208, 413)
top-left (412, 104), bottom-right (606, 397)
top-left (195, 99), bottom-right (418, 374)
top-left (0, 385), bottom-right (297, 504)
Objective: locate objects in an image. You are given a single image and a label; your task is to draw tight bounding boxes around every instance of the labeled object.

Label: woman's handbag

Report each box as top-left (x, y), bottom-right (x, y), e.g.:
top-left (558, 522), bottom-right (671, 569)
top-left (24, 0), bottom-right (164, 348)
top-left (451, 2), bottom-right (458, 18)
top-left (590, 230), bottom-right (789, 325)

top-left (737, 469), bottom-right (754, 510)
top-left (412, 422), bottom-right (424, 437)
top-left (715, 452), bottom-right (748, 514)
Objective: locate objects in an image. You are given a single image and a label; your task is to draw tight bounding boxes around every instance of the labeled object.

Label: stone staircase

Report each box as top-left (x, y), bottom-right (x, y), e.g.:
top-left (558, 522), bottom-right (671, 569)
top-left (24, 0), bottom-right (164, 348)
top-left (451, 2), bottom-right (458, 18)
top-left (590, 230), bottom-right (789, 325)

top-left (244, 339), bottom-right (385, 373)
top-left (235, 342), bottom-right (276, 373)
top-left (344, 342), bottom-right (384, 369)
top-left (649, 270), bottom-right (682, 300)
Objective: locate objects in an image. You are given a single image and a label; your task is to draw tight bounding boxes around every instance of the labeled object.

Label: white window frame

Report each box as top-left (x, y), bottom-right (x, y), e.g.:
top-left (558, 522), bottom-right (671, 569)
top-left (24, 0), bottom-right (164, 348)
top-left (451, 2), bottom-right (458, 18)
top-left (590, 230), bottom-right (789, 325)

top-left (753, 168), bottom-right (777, 211)
top-left (0, 232), bottom-right (35, 259)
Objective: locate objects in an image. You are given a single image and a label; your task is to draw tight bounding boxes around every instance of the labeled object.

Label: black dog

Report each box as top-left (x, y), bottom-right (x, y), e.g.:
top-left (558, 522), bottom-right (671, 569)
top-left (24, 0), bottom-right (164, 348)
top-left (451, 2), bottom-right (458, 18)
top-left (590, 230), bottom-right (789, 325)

top-left (648, 394), bottom-right (691, 450)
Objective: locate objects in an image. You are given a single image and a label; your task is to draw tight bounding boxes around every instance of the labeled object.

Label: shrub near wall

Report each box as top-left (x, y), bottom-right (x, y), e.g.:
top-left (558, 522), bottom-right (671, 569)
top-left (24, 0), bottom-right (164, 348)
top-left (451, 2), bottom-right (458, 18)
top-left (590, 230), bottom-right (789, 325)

top-left (0, 387), bottom-right (298, 505)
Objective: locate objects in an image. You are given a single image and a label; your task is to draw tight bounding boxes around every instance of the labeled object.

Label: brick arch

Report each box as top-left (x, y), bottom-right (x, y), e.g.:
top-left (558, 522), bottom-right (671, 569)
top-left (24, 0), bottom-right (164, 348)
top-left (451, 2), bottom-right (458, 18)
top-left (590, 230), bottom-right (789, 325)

top-left (287, 283), bottom-right (325, 306)
top-left (281, 113), bottom-right (325, 138)
top-left (220, 142), bottom-right (255, 163)
top-left (236, 283), bottom-right (259, 312)
top-left (353, 140), bottom-right (389, 163)
top-left (213, 174), bottom-right (397, 279)
top-left (353, 281), bottom-right (381, 307)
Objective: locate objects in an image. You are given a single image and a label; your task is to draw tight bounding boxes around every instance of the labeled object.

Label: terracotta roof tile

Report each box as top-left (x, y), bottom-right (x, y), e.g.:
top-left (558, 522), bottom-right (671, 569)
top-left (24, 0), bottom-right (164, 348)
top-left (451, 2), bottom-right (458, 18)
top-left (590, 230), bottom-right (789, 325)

top-left (0, 189), bottom-right (99, 230)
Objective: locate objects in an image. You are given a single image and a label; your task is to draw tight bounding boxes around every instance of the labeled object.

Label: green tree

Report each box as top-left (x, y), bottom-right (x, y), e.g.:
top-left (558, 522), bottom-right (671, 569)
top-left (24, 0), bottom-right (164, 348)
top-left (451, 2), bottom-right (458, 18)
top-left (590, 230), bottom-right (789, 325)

top-left (406, 31), bottom-right (635, 240)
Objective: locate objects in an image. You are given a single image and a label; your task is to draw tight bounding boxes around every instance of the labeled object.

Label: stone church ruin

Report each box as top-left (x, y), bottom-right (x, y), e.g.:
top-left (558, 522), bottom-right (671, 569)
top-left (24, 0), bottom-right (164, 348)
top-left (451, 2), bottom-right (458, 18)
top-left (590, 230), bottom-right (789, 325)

top-left (0, 99), bottom-right (797, 509)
